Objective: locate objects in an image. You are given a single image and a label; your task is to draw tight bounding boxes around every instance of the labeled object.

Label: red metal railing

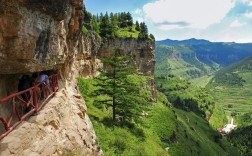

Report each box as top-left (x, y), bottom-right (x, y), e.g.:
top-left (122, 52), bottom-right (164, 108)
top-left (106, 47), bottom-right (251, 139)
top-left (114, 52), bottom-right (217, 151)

top-left (0, 74), bottom-right (59, 140)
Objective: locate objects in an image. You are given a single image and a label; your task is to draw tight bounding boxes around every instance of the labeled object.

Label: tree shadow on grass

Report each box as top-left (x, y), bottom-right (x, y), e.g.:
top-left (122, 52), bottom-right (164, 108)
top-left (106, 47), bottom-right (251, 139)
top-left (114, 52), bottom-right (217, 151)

top-left (89, 114), bottom-right (100, 122)
top-left (101, 117), bottom-right (146, 140)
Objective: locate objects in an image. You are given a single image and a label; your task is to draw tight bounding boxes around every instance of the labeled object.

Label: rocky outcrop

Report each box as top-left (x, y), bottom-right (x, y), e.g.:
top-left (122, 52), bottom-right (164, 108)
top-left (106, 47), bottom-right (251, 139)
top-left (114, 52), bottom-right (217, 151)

top-left (0, 0), bottom-right (83, 74)
top-left (99, 38), bottom-right (155, 76)
top-left (99, 38), bottom-right (156, 99)
top-left (0, 0), bottom-right (103, 155)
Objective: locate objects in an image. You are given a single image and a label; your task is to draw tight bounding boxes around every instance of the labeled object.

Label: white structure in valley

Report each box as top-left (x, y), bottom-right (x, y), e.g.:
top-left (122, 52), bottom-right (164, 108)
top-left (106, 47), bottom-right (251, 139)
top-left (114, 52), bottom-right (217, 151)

top-left (222, 117), bottom-right (236, 134)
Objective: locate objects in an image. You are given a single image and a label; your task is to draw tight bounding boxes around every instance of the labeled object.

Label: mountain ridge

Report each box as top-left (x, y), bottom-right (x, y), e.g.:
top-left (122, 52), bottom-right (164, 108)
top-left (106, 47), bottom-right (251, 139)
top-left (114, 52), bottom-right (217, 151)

top-left (156, 38), bottom-right (252, 45)
top-left (155, 39), bottom-right (252, 80)
top-left (156, 38), bottom-right (211, 45)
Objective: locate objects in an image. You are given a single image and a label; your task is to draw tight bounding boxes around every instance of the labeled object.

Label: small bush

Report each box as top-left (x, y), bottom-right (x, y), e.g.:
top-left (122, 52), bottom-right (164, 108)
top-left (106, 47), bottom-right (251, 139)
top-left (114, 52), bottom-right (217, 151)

top-left (113, 138), bottom-right (127, 154)
top-left (227, 104), bottom-right (233, 108)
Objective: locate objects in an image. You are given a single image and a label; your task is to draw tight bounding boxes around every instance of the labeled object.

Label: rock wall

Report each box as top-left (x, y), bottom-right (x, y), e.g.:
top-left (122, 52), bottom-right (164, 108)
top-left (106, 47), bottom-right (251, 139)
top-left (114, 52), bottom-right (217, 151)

top-left (0, 0), bottom-right (83, 74)
top-left (99, 38), bottom-right (157, 99)
top-left (0, 0), bottom-right (103, 155)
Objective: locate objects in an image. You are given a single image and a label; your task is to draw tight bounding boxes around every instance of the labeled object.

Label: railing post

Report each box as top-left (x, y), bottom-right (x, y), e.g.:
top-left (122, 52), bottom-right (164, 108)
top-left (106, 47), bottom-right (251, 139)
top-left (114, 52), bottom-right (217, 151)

top-left (52, 76), bottom-right (56, 96)
top-left (32, 86), bottom-right (38, 114)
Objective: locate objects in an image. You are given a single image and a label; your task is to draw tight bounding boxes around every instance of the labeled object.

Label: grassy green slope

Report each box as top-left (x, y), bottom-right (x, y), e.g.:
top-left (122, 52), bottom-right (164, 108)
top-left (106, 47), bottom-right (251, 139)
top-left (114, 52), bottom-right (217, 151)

top-left (190, 75), bottom-right (214, 87)
top-left (117, 25), bottom-right (139, 39)
top-left (78, 77), bottom-right (239, 156)
top-left (155, 44), bottom-right (213, 80)
top-left (207, 55), bottom-right (252, 128)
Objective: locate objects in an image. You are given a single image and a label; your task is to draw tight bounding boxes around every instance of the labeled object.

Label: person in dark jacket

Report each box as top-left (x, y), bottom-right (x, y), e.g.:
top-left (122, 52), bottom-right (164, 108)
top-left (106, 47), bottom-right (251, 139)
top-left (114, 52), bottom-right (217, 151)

top-left (18, 75), bottom-right (33, 112)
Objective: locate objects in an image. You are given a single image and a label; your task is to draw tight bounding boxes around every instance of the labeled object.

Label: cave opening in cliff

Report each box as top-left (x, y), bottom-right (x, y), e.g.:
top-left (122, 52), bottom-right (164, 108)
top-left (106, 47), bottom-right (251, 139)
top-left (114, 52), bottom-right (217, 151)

top-left (0, 70), bottom-right (57, 98)
top-left (0, 70), bottom-right (58, 136)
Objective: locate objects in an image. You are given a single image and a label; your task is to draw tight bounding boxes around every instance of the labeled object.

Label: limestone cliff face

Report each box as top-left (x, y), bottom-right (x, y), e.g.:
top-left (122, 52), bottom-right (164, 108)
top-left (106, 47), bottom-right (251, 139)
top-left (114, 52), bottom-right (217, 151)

top-left (0, 0), bottom-right (102, 155)
top-left (99, 38), bottom-right (155, 76)
top-left (99, 38), bottom-right (157, 99)
top-left (0, 0), bottom-right (84, 74)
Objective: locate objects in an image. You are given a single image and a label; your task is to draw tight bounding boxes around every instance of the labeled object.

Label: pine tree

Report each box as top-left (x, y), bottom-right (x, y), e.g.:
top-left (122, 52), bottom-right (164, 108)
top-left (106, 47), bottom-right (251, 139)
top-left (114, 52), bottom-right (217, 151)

top-left (99, 12), bottom-right (116, 39)
top-left (91, 15), bottom-right (100, 34)
top-left (135, 21), bottom-right (140, 31)
top-left (93, 49), bottom-right (150, 122)
top-left (110, 12), bottom-right (119, 38)
top-left (118, 12), bottom-right (127, 28)
top-left (138, 22), bottom-right (149, 39)
top-left (149, 33), bottom-right (155, 41)
top-left (126, 12), bottom-right (133, 27)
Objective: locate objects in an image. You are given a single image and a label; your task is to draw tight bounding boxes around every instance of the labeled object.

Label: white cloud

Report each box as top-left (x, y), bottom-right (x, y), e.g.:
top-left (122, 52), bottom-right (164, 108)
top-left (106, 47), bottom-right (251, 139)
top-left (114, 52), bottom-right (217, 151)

top-left (249, 1), bottom-right (252, 6)
top-left (210, 28), bottom-right (252, 43)
top-left (135, 17), bottom-right (144, 23)
top-left (235, 0), bottom-right (252, 3)
top-left (230, 20), bottom-right (246, 27)
top-left (143, 0), bottom-right (234, 30)
top-left (134, 8), bottom-right (143, 15)
top-left (244, 12), bottom-right (252, 18)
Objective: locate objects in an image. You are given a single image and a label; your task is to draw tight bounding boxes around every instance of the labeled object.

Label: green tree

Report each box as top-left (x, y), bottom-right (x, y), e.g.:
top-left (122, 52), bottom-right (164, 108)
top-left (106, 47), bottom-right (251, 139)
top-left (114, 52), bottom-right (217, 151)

top-left (138, 22), bottom-right (148, 39)
top-left (91, 15), bottom-right (100, 34)
top-left (99, 12), bottom-right (116, 39)
top-left (126, 12), bottom-right (133, 27)
top-left (149, 33), bottom-right (155, 41)
top-left (110, 13), bottom-right (119, 37)
top-left (93, 49), bottom-right (150, 121)
top-left (135, 21), bottom-right (140, 31)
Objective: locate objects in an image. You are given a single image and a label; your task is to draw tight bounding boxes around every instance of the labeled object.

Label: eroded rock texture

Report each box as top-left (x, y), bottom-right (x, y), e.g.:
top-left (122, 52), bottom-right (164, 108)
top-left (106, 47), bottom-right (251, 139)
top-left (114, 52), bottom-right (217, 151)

top-left (0, 0), bottom-right (84, 74)
top-left (99, 38), bottom-right (157, 99)
top-left (0, 89), bottom-right (102, 156)
top-left (0, 0), bottom-right (103, 155)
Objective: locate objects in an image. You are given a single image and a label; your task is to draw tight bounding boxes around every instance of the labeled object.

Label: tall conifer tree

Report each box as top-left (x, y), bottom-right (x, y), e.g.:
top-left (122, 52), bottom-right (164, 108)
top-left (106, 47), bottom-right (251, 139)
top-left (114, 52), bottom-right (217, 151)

top-left (93, 49), bottom-right (150, 122)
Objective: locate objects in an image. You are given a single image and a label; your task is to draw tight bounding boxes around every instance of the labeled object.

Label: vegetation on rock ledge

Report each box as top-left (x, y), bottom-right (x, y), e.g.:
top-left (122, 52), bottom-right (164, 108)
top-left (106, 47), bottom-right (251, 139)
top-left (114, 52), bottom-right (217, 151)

top-left (83, 7), bottom-right (155, 41)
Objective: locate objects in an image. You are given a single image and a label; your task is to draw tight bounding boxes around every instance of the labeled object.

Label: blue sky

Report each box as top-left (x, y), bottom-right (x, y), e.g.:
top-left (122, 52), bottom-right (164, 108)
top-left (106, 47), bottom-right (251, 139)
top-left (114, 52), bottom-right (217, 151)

top-left (85, 0), bottom-right (252, 43)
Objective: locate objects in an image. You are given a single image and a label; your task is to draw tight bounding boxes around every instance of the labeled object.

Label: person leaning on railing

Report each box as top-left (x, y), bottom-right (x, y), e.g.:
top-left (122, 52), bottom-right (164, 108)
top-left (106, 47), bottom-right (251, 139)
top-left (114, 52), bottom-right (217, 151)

top-left (36, 71), bottom-right (49, 99)
top-left (36, 72), bottom-right (49, 85)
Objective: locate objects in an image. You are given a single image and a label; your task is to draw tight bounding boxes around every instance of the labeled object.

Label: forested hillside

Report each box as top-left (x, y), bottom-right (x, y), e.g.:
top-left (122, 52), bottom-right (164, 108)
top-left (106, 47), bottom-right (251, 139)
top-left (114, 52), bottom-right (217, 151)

top-left (228, 126), bottom-right (252, 156)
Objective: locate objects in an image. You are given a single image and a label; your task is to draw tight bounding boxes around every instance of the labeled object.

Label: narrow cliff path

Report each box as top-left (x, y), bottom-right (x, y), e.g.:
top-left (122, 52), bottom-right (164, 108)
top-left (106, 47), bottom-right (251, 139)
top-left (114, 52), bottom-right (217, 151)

top-left (0, 88), bottom-right (102, 156)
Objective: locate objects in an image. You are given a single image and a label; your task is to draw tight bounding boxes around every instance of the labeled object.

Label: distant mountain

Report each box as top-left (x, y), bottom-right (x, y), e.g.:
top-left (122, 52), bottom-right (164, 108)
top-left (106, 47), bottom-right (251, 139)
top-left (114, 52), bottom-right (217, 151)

top-left (190, 42), bottom-right (252, 66)
top-left (156, 38), bottom-right (211, 45)
top-left (155, 39), bottom-right (252, 79)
